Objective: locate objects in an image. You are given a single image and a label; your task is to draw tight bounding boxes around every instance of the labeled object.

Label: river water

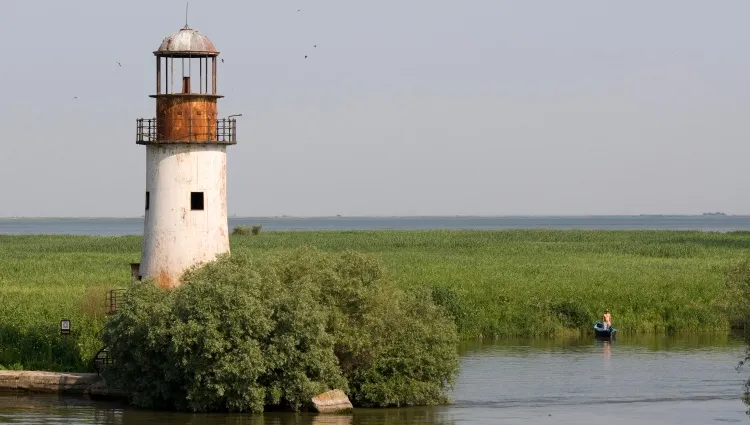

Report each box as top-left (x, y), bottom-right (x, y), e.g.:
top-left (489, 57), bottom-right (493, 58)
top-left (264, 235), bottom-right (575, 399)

top-left (0, 334), bottom-right (747, 424)
top-left (2, 215), bottom-right (750, 235)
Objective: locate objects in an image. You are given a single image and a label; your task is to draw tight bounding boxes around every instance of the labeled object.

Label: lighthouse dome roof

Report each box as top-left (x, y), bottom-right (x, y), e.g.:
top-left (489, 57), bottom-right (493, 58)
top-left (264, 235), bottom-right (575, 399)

top-left (156, 26), bottom-right (218, 56)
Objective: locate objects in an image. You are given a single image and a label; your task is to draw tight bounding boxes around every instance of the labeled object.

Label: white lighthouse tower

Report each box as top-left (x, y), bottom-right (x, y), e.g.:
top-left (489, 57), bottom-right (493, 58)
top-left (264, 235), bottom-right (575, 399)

top-left (135, 24), bottom-right (237, 288)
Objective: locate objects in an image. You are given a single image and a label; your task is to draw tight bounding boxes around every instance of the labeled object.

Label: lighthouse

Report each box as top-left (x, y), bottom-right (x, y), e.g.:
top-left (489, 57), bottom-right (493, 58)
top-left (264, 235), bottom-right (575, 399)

top-left (135, 24), bottom-right (237, 288)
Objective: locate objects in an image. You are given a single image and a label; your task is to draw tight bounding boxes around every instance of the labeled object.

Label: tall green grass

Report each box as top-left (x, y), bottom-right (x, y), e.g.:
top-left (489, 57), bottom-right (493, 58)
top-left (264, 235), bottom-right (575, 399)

top-left (1, 230), bottom-right (748, 371)
top-left (0, 235), bottom-right (140, 371)
top-left (232, 230), bottom-right (750, 338)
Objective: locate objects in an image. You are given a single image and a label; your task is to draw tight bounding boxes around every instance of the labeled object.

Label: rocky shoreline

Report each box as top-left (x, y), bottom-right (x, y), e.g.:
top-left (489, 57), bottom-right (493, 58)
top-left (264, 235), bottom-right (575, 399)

top-left (0, 371), bottom-right (126, 399)
top-left (0, 371), bottom-right (353, 413)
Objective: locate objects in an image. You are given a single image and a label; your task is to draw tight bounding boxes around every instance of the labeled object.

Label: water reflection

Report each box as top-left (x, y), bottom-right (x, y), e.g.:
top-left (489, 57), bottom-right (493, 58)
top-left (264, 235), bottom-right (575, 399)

top-left (0, 392), bottom-right (457, 425)
top-left (118, 405), bottom-right (456, 425)
top-left (600, 340), bottom-right (612, 359)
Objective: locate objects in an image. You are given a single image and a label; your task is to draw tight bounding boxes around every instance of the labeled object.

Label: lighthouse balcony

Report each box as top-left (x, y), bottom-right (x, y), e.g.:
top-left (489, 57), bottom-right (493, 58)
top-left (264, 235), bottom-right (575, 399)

top-left (136, 117), bottom-right (237, 145)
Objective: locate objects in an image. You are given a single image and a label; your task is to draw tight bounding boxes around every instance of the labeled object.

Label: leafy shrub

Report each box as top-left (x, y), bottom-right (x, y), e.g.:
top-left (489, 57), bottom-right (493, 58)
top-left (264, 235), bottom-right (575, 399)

top-left (103, 247), bottom-right (459, 412)
top-left (231, 225), bottom-right (251, 236)
top-left (431, 285), bottom-right (472, 334)
top-left (231, 225), bottom-right (262, 236)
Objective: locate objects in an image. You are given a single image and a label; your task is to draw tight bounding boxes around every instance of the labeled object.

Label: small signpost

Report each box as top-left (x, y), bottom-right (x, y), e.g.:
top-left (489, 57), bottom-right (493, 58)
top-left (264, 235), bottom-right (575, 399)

top-left (60, 319), bottom-right (71, 337)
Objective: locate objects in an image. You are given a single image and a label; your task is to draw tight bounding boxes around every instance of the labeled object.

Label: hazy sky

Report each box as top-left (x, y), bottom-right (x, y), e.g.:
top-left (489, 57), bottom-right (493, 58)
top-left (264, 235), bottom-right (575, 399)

top-left (1, 1), bottom-right (748, 217)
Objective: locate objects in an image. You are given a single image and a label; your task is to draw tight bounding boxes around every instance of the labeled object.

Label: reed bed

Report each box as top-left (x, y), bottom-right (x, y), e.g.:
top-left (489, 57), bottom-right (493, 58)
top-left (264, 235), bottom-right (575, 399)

top-left (233, 230), bottom-right (749, 338)
top-left (1, 230), bottom-right (748, 371)
top-left (0, 235), bottom-right (139, 371)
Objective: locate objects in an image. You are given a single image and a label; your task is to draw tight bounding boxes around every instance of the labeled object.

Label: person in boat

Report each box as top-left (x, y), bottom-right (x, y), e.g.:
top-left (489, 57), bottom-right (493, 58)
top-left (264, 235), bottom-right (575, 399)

top-left (602, 309), bottom-right (612, 329)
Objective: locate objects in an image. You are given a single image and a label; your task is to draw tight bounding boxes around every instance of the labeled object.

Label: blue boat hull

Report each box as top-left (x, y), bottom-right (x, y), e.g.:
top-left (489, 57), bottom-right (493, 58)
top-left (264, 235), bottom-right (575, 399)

top-left (594, 328), bottom-right (615, 338)
top-left (593, 322), bottom-right (616, 338)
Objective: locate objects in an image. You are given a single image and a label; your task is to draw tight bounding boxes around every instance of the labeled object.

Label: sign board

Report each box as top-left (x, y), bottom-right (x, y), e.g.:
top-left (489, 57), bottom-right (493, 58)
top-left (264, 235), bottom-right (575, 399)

top-left (60, 319), bottom-right (71, 336)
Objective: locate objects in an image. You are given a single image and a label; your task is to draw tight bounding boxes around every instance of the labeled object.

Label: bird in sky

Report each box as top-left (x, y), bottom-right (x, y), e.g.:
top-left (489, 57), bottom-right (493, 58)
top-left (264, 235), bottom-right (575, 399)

top-left (221, 58), bottom-right (224, 63)
top-left (117, 61), bottom-right (121, 67)
top-left (314, 45), bottom-right (317, 47)
top-left (305, 55), bottom-right (308, 59)
top-left (73, 96), bottom-right (78, 99)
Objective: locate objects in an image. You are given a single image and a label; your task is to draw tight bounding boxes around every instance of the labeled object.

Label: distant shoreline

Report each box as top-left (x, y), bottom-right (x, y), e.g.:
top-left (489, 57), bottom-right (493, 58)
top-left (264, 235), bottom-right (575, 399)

top-left (4, 216), bottom-right (750, 236)
top-left (1, 214), bottom-right (749, 220)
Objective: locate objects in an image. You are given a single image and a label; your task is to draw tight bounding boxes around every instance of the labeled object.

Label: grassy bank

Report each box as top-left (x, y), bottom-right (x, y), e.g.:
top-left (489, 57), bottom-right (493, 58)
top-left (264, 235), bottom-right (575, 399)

top-left (1, 230), bottom-right (748, 371)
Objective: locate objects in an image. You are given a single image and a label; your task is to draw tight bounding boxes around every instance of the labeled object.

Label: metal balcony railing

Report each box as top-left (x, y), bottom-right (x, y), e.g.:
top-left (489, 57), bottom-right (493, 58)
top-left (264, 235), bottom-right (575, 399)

top-left (136, 118), bottom-right (156, 143)
top-left (136, 117), bottom-right (238, 144)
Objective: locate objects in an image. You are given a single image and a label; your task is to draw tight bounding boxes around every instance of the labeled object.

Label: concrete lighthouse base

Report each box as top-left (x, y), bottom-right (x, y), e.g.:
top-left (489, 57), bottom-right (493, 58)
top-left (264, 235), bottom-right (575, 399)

top-left (140, 144), bottom-right (230, 288)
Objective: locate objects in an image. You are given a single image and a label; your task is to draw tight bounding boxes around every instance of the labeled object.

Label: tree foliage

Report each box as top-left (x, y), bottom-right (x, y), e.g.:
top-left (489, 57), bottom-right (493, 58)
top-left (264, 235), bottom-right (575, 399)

top-left (103, 247), bottom-right (459, 412)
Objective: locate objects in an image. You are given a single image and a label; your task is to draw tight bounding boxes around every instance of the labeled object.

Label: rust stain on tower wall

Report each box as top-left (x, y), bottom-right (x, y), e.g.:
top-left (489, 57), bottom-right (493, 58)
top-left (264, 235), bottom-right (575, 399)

top-left (158, 270), bottom-right (174, 289)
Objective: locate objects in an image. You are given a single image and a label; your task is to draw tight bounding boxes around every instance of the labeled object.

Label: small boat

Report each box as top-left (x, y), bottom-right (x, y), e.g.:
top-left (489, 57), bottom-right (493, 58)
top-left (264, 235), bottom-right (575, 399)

top-left (593, 321), bottom-right (616, 339)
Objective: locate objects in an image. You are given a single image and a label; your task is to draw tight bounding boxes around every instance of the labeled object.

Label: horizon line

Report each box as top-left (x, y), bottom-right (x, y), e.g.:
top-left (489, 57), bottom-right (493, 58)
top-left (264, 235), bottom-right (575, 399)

top-left (0, 213), bottom-right (745, 220)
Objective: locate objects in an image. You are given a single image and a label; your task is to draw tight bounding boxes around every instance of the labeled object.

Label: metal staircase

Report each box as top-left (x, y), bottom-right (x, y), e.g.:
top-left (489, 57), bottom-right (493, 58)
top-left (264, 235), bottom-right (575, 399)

top-left (93, 289), bottom-right (126, 375)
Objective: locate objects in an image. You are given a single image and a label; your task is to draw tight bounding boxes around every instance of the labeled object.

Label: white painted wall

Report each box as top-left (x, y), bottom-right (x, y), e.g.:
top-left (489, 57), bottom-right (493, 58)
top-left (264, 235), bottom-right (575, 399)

top-left (140, 144), bottom-right (229, 287)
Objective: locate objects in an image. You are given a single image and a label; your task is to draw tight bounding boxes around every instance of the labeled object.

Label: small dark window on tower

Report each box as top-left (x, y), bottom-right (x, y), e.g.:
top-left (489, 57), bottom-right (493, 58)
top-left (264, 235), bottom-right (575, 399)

top-left (191, 192), bottom-right (205, 211)
top-left (145, 192), bottom-right (150, 210)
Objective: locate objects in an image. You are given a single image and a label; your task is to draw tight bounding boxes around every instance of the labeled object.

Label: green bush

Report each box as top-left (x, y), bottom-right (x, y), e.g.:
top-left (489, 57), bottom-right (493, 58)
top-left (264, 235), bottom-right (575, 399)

top-left (231, 225), bottom-right (262, 236)
top-left (231, 225), bottom-right (251, 236)
top-left (103, 246), bottom-right (459, 412)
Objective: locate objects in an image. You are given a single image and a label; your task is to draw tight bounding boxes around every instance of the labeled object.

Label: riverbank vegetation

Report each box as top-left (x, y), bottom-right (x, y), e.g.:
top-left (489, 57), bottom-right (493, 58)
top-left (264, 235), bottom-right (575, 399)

top-left (103, 247), bottom-right (459, 412)
top-left (727, 259), bottom-right (750, 413)
top-left (2, 230), bottom-right (750, 372)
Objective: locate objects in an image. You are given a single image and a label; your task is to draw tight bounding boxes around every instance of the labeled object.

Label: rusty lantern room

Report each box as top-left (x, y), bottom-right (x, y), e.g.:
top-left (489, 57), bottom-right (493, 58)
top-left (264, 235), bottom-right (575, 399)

top-left (136, 24), bottom-right (237, 144)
